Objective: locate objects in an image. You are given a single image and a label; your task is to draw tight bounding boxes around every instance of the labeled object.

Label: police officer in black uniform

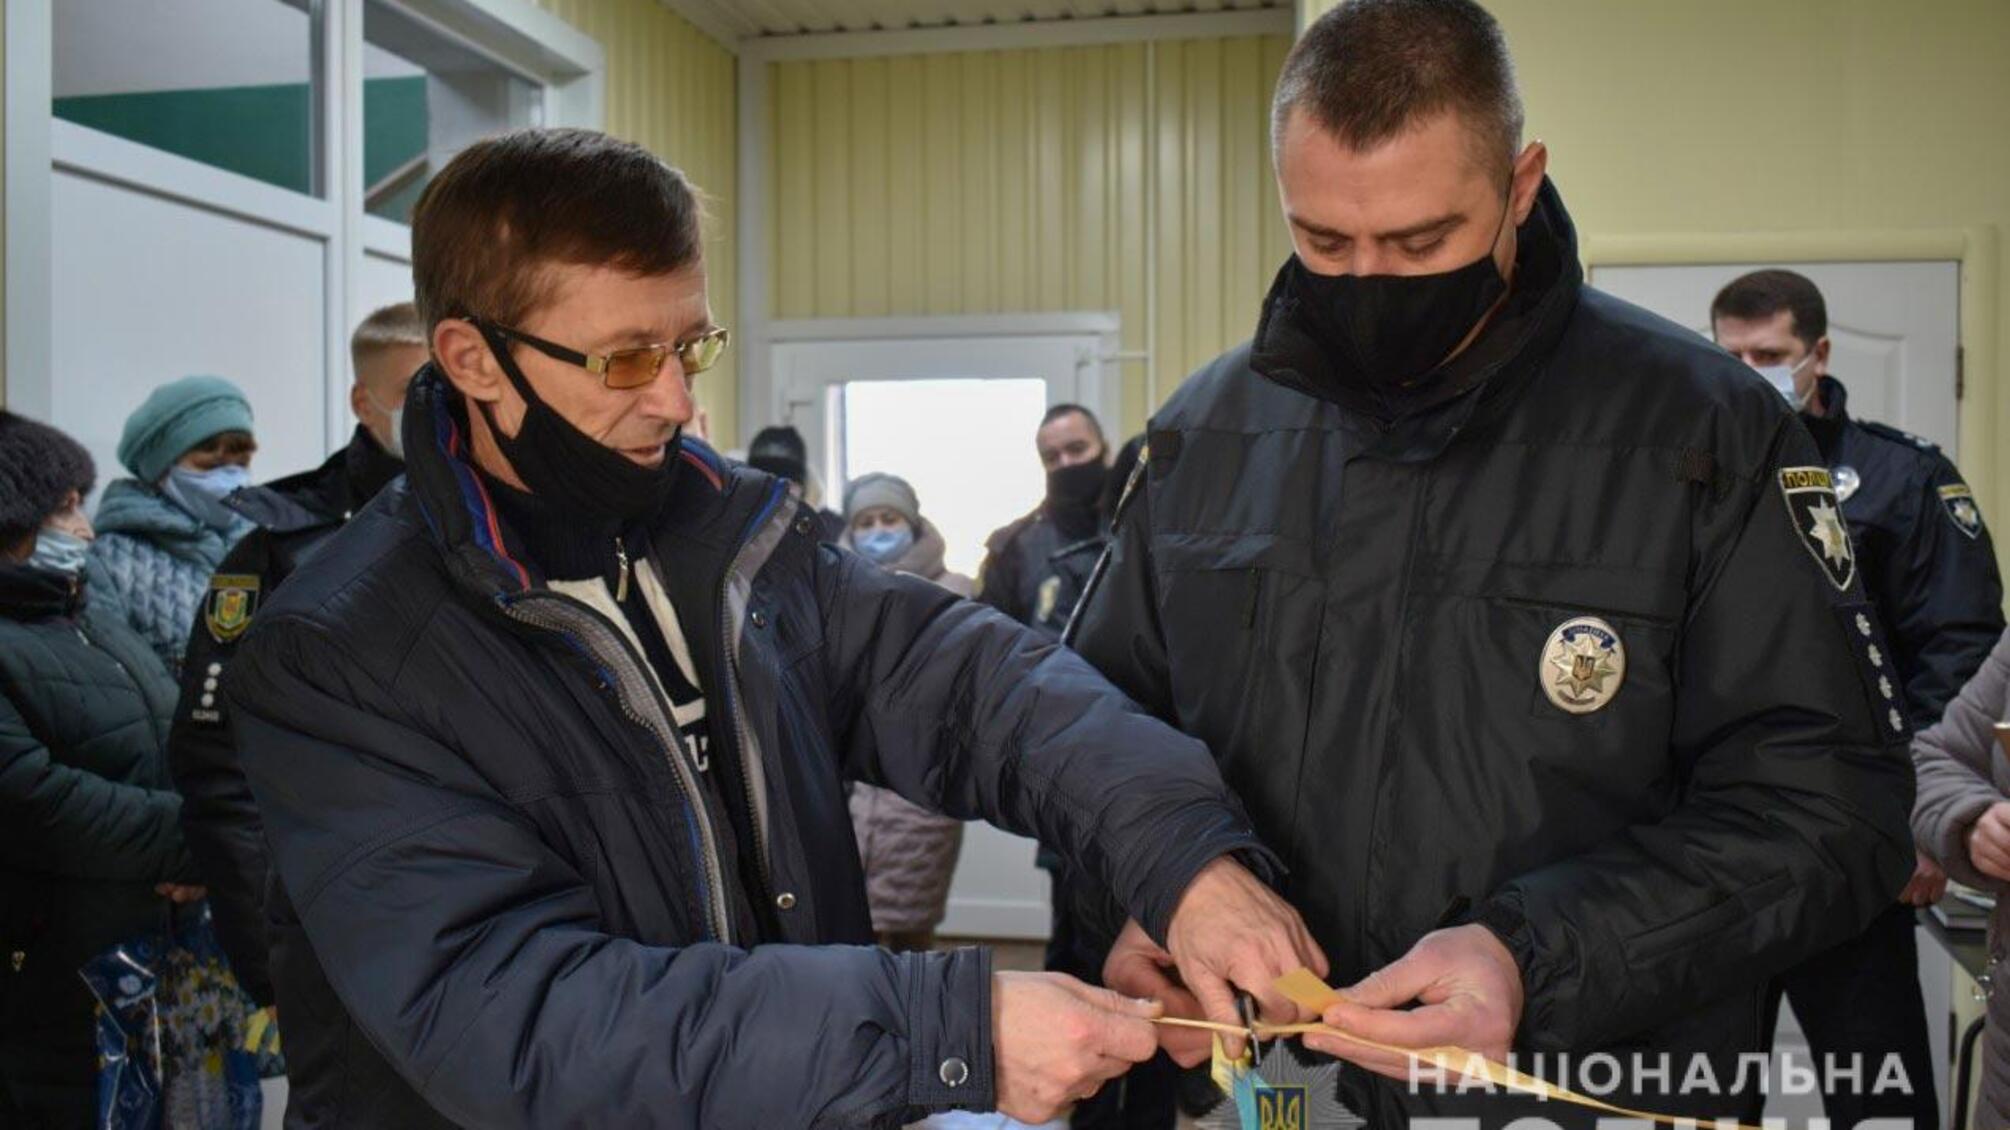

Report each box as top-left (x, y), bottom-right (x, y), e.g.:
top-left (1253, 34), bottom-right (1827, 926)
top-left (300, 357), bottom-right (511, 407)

top-left (1713, 268), bottom-right (2002, 1129)
top-left (977, 403), bottom-right (1111, 641)
top-left (168, 302), bottom-right (427, 1009)
top-left (1073, 3), bottom-right (1914, 1126)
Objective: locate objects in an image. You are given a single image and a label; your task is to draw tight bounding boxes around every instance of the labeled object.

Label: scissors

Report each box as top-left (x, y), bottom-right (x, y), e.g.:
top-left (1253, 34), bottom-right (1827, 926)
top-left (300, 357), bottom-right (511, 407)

top-left (1234, 991), bottom-right (1265, 1063)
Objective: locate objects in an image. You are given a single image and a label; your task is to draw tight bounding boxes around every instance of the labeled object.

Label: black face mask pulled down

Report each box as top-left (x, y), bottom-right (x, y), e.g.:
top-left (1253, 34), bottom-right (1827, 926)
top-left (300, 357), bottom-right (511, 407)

top-left (473, 326), bottom-right (680, 526)
top-left (1289, 191), bottom-right (1514, 389)
top-left (1046, 459), bottom-right (1108, 538)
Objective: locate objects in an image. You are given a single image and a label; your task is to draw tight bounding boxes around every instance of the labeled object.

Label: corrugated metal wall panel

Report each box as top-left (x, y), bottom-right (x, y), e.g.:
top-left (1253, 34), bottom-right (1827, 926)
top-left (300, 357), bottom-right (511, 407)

top-left (768, 34), bottom-right (1292, 434)
top-left (532, 0), bottom-right (741, 445)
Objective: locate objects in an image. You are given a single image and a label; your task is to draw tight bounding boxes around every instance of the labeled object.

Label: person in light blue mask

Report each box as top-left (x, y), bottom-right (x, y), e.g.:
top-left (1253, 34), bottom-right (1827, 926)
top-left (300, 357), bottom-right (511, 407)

top-left (88, 375), bottom-right (258, 675)
top-left (837, 471), bottom-right (975, 952)
top-left (0, 410), bottom-right (203, 1126)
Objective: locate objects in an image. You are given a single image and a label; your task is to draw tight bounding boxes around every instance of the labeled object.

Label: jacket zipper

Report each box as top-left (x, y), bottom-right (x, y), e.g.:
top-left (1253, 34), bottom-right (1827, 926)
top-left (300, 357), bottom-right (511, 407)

top-left (75, 620), bottom-right (148, 704)
top-left (501, 589), bottom-right (732, 944)
top-left (717, 484), bottom-right (787, 909)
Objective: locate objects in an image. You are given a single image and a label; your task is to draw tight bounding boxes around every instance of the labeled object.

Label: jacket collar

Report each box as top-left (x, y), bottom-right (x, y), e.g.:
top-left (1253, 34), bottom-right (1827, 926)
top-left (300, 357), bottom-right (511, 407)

top-left (1249, 177), bottom-right (1584, 458)
top-left (399, 365), bottom-right (766, 605)
top-left (0, 561), bottom-right (82, 620)
top-left (1801, 375), bottom-right (1851, 461)
top-left (227, 426), bottom-right (406, 534)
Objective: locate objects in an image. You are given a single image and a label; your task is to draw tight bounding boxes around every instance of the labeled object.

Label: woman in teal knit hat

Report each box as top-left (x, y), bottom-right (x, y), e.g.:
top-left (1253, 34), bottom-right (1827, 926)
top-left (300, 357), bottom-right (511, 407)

top-left (87, 376), bottom-right (258, 676)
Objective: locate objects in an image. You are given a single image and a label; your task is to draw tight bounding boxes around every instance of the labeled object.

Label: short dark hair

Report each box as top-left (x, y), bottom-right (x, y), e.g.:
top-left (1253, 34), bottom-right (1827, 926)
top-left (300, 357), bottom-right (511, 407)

top-left (351, 301), bottom-right (426, 373)
top-left (1040, 403), bottom-right (1104, 442)
top-left (0, 411), bottom-right (94, 547)
top-left (411, 128), bottom-right (705, 334)
top-left (1273, 0), bottom-right (1523, 168)
top-left (1710, 269), bottom-right (1828, 348)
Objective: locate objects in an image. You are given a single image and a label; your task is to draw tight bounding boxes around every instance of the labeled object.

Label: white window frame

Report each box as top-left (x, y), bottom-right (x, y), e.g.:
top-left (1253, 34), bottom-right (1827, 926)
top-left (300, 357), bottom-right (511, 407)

top-left (4, 0), bottom-right (604, 453)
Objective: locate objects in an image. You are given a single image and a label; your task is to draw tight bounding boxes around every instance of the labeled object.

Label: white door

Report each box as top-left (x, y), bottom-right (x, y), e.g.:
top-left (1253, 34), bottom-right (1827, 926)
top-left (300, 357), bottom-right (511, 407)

top-left (768, 315), bottom-right (1122, 939)
top-left (1589, 260), bottom-right (1960, 455)
top-left (1594, 258), bottom-right (1962, 1125)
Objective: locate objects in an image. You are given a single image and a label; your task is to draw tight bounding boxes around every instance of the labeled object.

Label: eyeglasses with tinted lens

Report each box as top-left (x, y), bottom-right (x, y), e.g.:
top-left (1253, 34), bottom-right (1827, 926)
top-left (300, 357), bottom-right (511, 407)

top-left (474, 319), bottom-right (731, 390)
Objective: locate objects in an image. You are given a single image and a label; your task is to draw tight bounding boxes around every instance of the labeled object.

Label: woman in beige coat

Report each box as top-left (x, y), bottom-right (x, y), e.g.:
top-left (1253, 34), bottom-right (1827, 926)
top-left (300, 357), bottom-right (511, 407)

top-left (840, 473), bottom-right (971, 951)
top-left (1914, 626), bottom-right (2010, 1126)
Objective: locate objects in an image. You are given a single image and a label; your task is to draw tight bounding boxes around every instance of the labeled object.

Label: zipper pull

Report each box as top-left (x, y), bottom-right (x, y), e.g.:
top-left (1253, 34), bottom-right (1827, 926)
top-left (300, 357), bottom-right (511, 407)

top-left (614, 537), bottom-right (632, 602)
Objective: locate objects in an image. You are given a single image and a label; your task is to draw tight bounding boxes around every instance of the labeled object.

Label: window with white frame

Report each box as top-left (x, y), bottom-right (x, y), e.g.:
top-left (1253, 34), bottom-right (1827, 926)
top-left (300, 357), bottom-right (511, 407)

top-left (8, 0), bottom-right (603, 492)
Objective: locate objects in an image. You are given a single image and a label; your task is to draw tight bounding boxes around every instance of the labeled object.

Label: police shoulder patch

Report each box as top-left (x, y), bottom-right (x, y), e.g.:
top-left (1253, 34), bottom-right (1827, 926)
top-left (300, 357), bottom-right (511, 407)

top-left (203, 574), bottom-right (261, 644)
top-left (1939, 482), bottom-right (1985, 540)
top-left (1778, 466), bottom-right (1856, 591)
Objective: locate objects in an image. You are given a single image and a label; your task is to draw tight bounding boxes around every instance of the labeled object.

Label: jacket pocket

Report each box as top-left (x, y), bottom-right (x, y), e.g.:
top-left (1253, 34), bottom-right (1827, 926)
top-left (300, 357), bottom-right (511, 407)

top-left (1151, 533), bottom-right (1322, 752)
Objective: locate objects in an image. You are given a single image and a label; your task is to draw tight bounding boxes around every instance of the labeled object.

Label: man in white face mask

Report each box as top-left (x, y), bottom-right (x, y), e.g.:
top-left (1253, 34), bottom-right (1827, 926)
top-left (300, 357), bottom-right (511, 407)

top-left (1713, 266), bottom-right (2002, 1129)
top-left (165, 302), bottom-right (426, 1018)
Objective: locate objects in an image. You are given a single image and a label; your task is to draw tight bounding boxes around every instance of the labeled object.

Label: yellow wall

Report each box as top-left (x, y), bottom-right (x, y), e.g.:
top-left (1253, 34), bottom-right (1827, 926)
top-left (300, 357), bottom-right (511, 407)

top-left (534, 0), bottom-right (741, 445)
top-left (767, 36), bottom-right (1294, 436)
top-left (1299, 0), bottom-right (2010, 532)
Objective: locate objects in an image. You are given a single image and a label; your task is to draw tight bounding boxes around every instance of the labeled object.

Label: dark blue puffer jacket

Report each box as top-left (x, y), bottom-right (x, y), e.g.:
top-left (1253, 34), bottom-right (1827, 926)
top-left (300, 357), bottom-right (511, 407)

top-left (225, 368), bottom-right (1274, 1129)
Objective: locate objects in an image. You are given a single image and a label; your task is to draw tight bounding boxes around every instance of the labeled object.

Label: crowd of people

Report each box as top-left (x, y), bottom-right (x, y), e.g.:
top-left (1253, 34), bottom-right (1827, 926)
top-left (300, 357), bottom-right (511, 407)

top-left (5, 1), bottom-right (2010, 1128)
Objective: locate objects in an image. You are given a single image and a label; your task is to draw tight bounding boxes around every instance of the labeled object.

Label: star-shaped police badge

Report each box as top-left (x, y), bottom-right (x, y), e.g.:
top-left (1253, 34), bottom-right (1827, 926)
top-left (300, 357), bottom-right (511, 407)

top-left (1940, 482), bottom-right (1986, 540)
top-left (1539, 616), bottom-right (1627, 715)
top-left (1197, 1043), bottom-right (1364, 1130)
top-left (1779, 466), bottom-right (1857, 591)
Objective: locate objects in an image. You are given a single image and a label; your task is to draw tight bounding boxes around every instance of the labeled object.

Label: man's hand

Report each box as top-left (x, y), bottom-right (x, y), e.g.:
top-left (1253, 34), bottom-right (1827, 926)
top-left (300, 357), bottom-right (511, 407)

top-left (1164, 857), bottom-right (1328, 1055)
top-left (1303, 924), bottom-right (1522, 1085)
top-left (992, 971), bottom-right (1162, 1123)
top-left (1104, 919), bottom-right (1213, 1067)
top-left (155, 882), bottom-right (207, 905)
top-left (1969, 801), bottom-right (2010, 882)
top-left (1898, 850), bottom-right (1948, 906)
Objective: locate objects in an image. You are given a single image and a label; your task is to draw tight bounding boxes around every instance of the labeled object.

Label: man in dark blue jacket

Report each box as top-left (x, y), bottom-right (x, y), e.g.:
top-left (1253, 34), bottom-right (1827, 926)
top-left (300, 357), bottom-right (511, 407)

top-left (225, 127), bottom-right (1322, 1129)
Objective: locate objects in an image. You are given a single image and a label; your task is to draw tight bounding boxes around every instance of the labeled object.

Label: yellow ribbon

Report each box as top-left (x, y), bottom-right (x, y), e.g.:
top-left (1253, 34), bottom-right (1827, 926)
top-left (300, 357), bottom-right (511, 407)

top-left (1148, 968), bottom-right (1766, 1130)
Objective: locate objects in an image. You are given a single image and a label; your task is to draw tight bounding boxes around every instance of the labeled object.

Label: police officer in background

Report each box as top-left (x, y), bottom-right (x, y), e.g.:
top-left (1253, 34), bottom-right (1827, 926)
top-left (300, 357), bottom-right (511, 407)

top-left (977, 403), bottom-right (1111, 640)
top-left (168, 302), bottom-right (426, 1011)
top-left (1713, 268), bottom-right (2002, 1129)
top-left (1073, 1), bottom-right (1914, 1125)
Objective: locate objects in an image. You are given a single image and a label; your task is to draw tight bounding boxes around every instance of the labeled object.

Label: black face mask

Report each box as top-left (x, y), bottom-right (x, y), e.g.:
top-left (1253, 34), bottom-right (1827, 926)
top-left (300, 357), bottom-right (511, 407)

top-left (1290, 189), bottom-right (1514, 387)
top-left (1046, 459), bottom-right (1108, 536)
top-left (474, 326), bottom-right (680, 525)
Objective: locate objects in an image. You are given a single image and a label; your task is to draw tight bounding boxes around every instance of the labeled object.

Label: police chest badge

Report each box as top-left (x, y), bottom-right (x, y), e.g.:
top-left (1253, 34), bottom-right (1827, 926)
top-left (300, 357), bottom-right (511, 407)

top-left (1940, 482), bottom-right (1985, 540)
top-left (1540, 616), bottom-right (1626, 714)
top-left (1832, 464), bottom-right (1861, 503)
top-left (203, 574), bottom-right (261, 644)
top-left (1035, 574), bottom-right (1063, 625)
top-left (1779, 466), bottom-right (1856, 590)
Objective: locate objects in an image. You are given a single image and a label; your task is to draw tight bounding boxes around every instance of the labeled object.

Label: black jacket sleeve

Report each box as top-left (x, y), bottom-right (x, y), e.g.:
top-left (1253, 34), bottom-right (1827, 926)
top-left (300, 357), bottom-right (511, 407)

top-left (1474, 419), bottom-right (1916, 1050)
top-left (1, 693), bottom-right (194, 883)
top-left (168, 535), bottom-right (275, 1004)
top-left (820, 542), bottom-right (1274, 944)
top-left (228, 615), bottom-right (995, 1130)
top-left (1879, 456), bottom-right (2005, 728)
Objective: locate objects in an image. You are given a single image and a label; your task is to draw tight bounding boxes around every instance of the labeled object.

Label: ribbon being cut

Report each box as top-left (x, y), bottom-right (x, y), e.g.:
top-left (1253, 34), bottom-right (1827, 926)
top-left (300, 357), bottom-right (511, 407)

top-left (1155, 968), bottom-right (1769, 1130)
